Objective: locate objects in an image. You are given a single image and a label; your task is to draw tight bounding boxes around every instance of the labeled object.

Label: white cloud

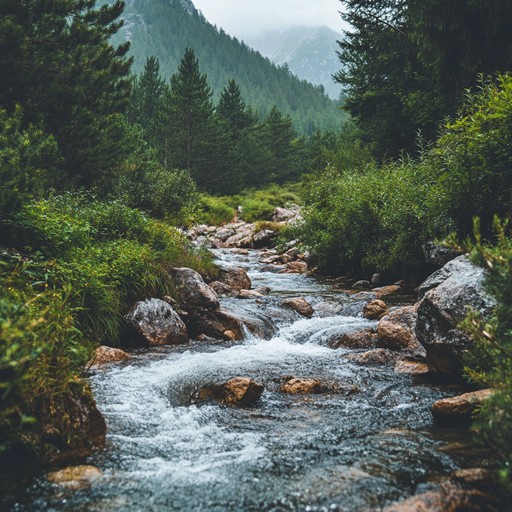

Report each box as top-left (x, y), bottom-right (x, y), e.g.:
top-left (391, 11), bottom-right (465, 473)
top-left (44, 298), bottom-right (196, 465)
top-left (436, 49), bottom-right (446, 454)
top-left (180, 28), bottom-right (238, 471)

top-left (193, 0), bottom-right (347, 38)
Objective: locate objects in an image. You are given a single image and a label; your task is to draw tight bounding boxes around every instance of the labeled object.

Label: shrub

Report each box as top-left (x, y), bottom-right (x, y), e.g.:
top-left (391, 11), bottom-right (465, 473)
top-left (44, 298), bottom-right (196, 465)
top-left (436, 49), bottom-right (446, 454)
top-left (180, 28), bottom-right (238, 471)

top-left (298, 74), bottom-right (512, 276)
top-left (459, 218), bottom-right (512, 485)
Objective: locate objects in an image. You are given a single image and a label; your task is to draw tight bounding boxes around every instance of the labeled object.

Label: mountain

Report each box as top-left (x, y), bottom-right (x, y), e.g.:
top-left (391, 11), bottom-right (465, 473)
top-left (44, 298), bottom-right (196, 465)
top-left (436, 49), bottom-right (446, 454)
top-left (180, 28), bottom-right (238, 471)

top-left (107, 0), bottom-right (346, 134)
top-left (246, 26), bottom-right (343, 100)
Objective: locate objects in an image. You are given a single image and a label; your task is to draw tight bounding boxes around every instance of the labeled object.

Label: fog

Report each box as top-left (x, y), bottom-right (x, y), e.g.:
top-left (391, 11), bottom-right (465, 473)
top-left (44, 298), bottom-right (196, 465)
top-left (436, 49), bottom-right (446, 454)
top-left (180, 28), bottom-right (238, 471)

top-left (193, 0), bottom-right (346, 38)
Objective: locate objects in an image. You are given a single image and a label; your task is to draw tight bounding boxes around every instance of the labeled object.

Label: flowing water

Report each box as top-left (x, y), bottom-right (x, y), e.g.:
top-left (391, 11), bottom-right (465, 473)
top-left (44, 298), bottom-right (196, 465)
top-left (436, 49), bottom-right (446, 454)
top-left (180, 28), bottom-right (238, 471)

top-left (10, 249), bottom-right (493, 511)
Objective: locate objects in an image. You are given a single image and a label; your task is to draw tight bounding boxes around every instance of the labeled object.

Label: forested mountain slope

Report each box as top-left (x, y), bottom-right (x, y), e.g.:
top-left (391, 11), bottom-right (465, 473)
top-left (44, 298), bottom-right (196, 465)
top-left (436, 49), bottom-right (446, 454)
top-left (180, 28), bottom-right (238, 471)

top-left (107, 0), bottom-right (346, 134)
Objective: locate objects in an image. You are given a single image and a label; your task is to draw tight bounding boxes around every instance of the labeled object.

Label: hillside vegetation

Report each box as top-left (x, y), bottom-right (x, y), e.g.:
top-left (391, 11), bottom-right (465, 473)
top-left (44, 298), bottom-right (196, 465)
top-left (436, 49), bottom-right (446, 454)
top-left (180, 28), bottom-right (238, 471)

top-left (108, 0), bottom-right (346, 134)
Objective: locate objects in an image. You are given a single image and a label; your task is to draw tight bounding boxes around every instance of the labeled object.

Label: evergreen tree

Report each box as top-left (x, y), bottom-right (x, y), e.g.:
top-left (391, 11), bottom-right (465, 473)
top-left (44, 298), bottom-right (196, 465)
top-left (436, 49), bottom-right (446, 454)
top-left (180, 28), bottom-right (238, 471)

top-left (131, 56), bottom-right (171, 165)
top-left (262, 106), bottom-right (304, 184)
top-left (217, 79), bottom-right (255, 137)
top-left (0, 0), bottom-right (132, 186)
top-left (166, 48), bottom-right (228, 191)
top-left (336, 0), bottom-right (512, 159)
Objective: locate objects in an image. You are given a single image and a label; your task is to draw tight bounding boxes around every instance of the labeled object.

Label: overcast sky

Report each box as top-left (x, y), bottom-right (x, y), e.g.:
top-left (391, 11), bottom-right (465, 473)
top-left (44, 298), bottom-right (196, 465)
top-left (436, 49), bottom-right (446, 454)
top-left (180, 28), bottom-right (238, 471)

top-left (192, 0), bottom-right (346, 38)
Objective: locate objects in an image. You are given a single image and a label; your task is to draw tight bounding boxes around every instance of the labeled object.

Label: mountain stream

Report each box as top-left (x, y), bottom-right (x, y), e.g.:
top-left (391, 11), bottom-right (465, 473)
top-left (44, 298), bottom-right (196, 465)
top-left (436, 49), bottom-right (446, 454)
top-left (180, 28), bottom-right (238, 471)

top-left (13, 249), bottom-right (493, 511)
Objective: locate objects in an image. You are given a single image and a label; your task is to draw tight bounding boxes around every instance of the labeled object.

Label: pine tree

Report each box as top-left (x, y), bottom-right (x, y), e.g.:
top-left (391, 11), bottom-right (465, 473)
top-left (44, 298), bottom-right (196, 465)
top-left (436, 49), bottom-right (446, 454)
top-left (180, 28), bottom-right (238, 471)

top-left (131, 56), bottom-right (169, 164)
top-left (167, 48), bottom-right (214, 185)
top-left (217, 79), bottom-right (255, 137)
top-left (0, 0), bottom-right (132, 186)
top-left (262, 106), bottom-right (304, 184)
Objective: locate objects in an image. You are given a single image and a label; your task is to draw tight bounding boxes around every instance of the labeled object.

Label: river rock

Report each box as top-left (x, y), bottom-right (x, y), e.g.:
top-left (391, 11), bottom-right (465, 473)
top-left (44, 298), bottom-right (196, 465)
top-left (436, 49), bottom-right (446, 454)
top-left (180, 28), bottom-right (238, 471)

top-left (281, 298), bottom-right (314, 317)
top-left (253, 229), bottom-right (275, 249)
top-left (377, 306), bottom-right (420, 352)
top-left (363, 299), bottom-right (388, 320)
top-left (330, 328), bottom-right (377, 349)
top-left (394, 357), bottom-right (430, 377)
top-left (217, 266), bottom-right (251, 290)
top-left (281, 260), bottom-right (308, 274)
top-left (222, 377), bottom-right (264, 406)
top-left (193, 378), bottom-right (264, 407)
top-left (47, 465), bottom-right (102, 490)
top-left (423, 241), bottom-right (462, 267)
top-left (170, 267), bottom-right (220, 311)
top-left (90, 346), bottom-right (131, 366)
top-left (372, 285), bottom-right (401, 298)
top-left (432, 389), bottom-right (494, 425)
top-left (125, 299), bottom-right (188, 346)
top-left (273, 205), bottom-right (300, 223)
top-left (353, 280), bottom-right (371, 290)
top-left (237, 289), bottom-right (265, 299)
top-left (416, 256), bottom-right (495, 380)
top-left (383, 483), bottom-right (495, 512)
top-left (209, 281), bottom-right (237, 297)
top-left (281, 378), bottom-right (330, 394)
top-left (345, 348), bottom-right (397, 366)
top-left (186, 310), bottom-right (239, 341)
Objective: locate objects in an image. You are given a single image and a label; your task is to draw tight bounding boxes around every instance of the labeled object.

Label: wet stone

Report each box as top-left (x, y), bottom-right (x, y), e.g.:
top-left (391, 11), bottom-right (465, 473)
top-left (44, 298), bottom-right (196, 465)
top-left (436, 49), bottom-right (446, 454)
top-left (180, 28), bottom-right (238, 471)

top-left (191, 377), bottom-right (264, 407)
top-left (47, 465), bottom-right (102, 490)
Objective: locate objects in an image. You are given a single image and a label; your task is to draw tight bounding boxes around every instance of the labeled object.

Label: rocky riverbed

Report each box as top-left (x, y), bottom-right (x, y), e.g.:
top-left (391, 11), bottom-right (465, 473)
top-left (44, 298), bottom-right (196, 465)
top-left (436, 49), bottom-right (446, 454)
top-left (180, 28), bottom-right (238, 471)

top-left (7, 240), bottom-right (504, 511)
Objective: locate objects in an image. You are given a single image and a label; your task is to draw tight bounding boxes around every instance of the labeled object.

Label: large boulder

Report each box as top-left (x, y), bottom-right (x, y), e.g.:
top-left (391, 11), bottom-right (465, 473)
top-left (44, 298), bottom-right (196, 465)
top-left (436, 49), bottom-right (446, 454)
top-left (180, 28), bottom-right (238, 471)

top-left (217, 266), bottom-right (251, 290)
top-left (125, 299), bottom-right (188, 346)
top-left (416, 256), bottom-right (495, 380)
top-left (170, 267), bottom-right (220, 311)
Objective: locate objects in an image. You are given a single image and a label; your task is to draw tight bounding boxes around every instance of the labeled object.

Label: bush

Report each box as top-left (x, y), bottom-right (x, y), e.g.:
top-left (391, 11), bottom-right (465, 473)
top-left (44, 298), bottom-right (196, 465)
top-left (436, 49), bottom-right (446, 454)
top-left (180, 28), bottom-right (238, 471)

top-left (199, 196), bottom-right (235, 225)
top-left (112, 128), bottom-right (201, 226)
top-left (298, 160), bottom-right (437, 275)
top-left (298, 74), bottom-right (512, 276)
top-left (459, 219), bottom-right (512, 485)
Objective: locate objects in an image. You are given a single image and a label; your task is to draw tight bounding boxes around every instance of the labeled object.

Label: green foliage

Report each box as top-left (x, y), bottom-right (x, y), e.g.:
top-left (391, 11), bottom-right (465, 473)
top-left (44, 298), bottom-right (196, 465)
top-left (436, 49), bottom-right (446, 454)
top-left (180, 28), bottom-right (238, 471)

top-left (199, 196), bottom-right (236, 226)
top-left (459, 218), bottom-right (512, 483)
top-left (337, 0), bottom-right (512, 159)
top-left (200, 183), bottom-right (303, 226)
top-left (1, 193), bottom-right (214, 457)
top-left (0, 251), bottom-right (90, 456)
top-left (299, 161), bottom-right (434, 274)
top-left (0, 0), bottom-right (132, 186)
top-left (430, 76), bottom-right (512, 235)
top-left (299, 75), bottom-right (512, 276)
top-left (0, 107), bottom-right (60, 219)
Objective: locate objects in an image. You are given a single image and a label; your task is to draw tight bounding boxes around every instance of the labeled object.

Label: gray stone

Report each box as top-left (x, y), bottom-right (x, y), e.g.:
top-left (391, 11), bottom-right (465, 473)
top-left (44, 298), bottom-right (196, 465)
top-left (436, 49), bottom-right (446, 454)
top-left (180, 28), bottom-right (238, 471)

top-left (170, 267), bottom-right (220, 311)
top-left (125, 299), bottom-right (188, 346)
top-left (423, 241), bottom-right (462, 267)
top-left (416, 256), bottom-right (495, 380)
top-left (217, 266), bottom-right (251, 290)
